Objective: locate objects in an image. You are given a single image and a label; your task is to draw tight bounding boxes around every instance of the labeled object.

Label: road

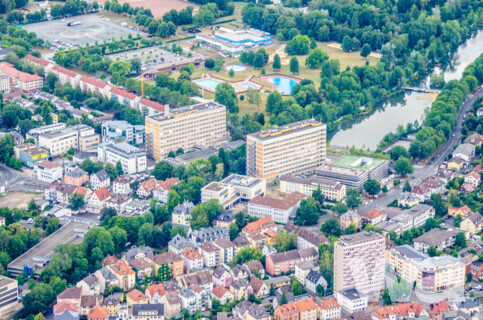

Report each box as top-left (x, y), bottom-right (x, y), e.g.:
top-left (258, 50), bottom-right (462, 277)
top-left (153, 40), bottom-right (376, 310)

top-left (359, 86), bottom-right (483, 214)
top-left (0, 164), bottom-right (47, 193)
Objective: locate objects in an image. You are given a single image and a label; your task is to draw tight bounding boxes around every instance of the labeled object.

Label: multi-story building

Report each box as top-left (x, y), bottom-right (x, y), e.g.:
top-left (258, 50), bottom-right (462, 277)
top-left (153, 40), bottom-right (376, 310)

top-left (333, 232), bottom-right (385, 294)
top-left (265, 248), bottom-right (318, 275)
top-left (460, 212), bottom-right (483, 235)
top-left (14, 143), bottom-right (48, 168)
top-left (274, 298), bottom-right (317, 320)
top-left (172, 201), bottom-right (195, 226)
top-left (371, 303), bottom-right (428, 320)
top-left (284, 222), bottom-right (328, 252)
top-left (0, 62), bottom-right (43, 92)
top-left (112, 175), bottom-right (135, 195)
top-left (145, 102), bottom-right (226, 160)
top-left (198, 242), bottom-right (221, 267)
top-left (315, 297), bottom-right (341, 320)
top-left (360, 208), bottom-right (386, 225)
top-left (97, 142), bottom-right (146, 174)
top-left (101, 120), bottom-right (145, 145)
top-left (0, 276), bottom-right (18, 318)
top-left (90, 169), bottom-right (110, 191)
top-left (34, 160), bottom-right (63, 182)
top-left (201, 174), bottom-right (266, 209)
top-left (246, 120), bottom-right (326, 182)
top-left (27, 123), bottom-right (66, 143)
top-left (180, 247), bottom-right (204, 270)
top-left (247, 192), bottom-right (306, 223)
top-left (390, 204), bottom-right (435, 233)
top-left (79, 76), bottom-right (111, 96)
top-left (191, 226), bottom-right (229, 245)
top-left (38, 124), bottom-right (99, 156)
top-left (213, 238), bottom-right (237, 264)
top-left (108, 262), bottom-right (136, 291)
top-left (139, 98), bottom-right (166, 117)
top-left (149, 252), bottom-right (184, 279)
top-left (388, 245), bottom-right (465, 292)
top-left (413, 228), bottom-right (458, 254)
top-left (335, 288), bottom-right (367, 314)
top-left (109, 87), bottom-right (141, 109)
top-left (279, 175), bottom-right (346, 201)
top-left (51, 65), bottom-right (82, 88)
top-left (64, 168), bottom-right (89, 187)
top-left (0, 74), bottom-right (11, 93)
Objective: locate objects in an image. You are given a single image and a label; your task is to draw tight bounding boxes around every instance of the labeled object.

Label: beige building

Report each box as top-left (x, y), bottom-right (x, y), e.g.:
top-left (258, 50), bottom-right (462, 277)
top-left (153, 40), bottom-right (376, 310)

top-left (333, 232), bottom-right (385, 294)
top-left (388, 245), bottom-right (465, 292)
top-left (279, 175), bottom-right (346, 201)
top-left (145, 102), bottom-right (226, 160)
top-left (460, 212), bottom-right (483, 235)
top-left (0, 62), bottom-right (43, 92)
top-left (0, 276), bottom-right (18, 318)
top-left (38, 124), bottom-right (99, 156)
top-left (339, 211), bottom-right (361, 232)
top-left (246, 120), bottom-right (326, 182)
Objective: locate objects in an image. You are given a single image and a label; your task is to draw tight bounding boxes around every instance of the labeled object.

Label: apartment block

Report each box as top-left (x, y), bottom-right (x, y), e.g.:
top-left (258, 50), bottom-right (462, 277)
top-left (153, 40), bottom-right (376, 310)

top-left (246, 120), bottom-right (326, 182)
top-left (333, 232), bottom-right (385, 294)
top-left (34, 160), bottom-right (63, 183)
top-left (274, 298), bottom-right (317, 320)
top-left (97, 142), bottom-right (146, 174)
top-left (101, 120), bottom-right (145, 145)
top-left (247, 192), bottom-right (306, 223)
top-left (145, 102), bottom-right (226, 160)
top-left (0, 276), bottom-right (18, 318)
top-left (388, 245), bottom-right (465, 292)
top-left (38, 124), bottom-right (99, 156)
top-left (279, 175), bottom-right (346, 201)
top-left (0, 62), bottom-right (43, 92)
top-left (27, 123), bottom-right (66, 143)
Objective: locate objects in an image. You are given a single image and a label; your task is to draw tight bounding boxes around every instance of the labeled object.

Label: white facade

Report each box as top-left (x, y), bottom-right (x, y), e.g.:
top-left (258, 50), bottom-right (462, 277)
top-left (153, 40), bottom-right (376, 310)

top-left (113, 176), bottom-right (133, 195)
top-left (198, 243), bottom-right (220, 267)
top-left (34, 161), bottom-right (63, 183)
top-left (38, 124), bottom-right (99, 156)
top-left (247, 192), bottom-right (306, 224)
top-left (336, 289), bottom-right (368, 314)
top-left (97, 142), bottom-right (146, 174)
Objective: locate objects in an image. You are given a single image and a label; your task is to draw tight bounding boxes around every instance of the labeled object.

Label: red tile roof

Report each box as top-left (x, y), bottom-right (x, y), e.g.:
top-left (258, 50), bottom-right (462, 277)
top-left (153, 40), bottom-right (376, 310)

top-left (140, 98), bottom-right (165, 112)
top-left (94, 187), bottom-right (110, 202)
top-left (181, 247), bottom-right (203, 260)
top-left (37, 160), bottom-right (60, 168)
top-left (146, 284), bottom-right (166, 297)
top-left (81, 76), bottom-right (107, 88)
top-left (212, 285), bottom-right (230, 299)
top-left (126, 289), bottom-right (147, 302)
top-left (26, 54), bottom-right (51, 67)
top-left (243, 216), bottom-right (277, 234)
top-left (465, 171), bottom-right (480, 180)
top-left (428, 301), bottom-right (451, 315)
top-left (53, 64), bottom-right (78, 77)
top-left (110, 87), bottom-right (137, 100)
top-left (88, 306), bottom-right (109, 320)
top-left (101, 255), bottom-right (118, 266)
top-left (54, 301), bottom-right (78, 314)
top-left (372, 303), bottom-right (425, 320)
top-left (110, 262), bottom-right (135, 276)
top-left (248, 192), bottom-right (306, 211)
top-left (318, 297), bottom-right (340, 310)
top-left (0, 62), bottom-right (42, 82)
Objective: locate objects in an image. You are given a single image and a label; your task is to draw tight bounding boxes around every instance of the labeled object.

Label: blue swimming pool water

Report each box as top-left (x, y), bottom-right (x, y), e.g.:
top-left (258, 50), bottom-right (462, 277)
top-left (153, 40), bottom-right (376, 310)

top-left (267, 76), bottom-right (299, 95)
top-left (240, 83), bottom-right (256, 89)
top-left (225, 65), bottom-right (247, 72)
top-left (195, 78), bottom-right (222, 90)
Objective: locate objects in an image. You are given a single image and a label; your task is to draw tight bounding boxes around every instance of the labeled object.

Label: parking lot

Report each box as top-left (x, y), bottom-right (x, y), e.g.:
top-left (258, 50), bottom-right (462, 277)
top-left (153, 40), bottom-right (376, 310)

top-left (23, 14), bottom-right (141, 49)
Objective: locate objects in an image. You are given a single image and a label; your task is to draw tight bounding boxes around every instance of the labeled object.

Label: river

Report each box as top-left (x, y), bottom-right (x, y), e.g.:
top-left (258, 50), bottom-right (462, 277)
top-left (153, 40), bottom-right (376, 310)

top-left (329, 29), bottom-right (483, 150)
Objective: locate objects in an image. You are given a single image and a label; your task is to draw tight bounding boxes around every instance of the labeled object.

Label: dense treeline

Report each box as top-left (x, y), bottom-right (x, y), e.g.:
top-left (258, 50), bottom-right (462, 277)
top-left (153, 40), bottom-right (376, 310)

top-left (409, 54), bottom-right (483, 159)
top-left (0, 19), bottom-right (43, 57)
top-left (0, 0), bottom-right (27, 14)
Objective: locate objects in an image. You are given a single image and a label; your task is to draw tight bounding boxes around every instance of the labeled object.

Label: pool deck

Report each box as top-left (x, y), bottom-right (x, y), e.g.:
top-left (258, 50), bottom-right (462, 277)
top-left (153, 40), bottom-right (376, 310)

top-left (260, 74), bottom-right (302, 94)
top-left (193, 75), bottom-right (263, 94)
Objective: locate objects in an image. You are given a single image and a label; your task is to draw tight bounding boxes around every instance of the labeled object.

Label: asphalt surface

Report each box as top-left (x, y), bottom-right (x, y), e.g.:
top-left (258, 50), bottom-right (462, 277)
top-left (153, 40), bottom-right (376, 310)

top-left (0, 164), bottom-right (46, 193)
top-left (359, 87), bottom-right (483, 214)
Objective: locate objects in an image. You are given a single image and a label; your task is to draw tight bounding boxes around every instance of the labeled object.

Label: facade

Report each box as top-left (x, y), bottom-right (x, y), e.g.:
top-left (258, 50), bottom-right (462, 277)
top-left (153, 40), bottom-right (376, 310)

top-left (97, 142), bottom-right (146, 174)
top-left (132, 303), bottom-right (164, 320)
top-left (64, 168), bottom-right (89, 187)
top-left (306, 270), bottom-right (327, 293)
top-left (90, 169), bottom-right (110, 191)
top-left (335, 288), bottom-right (367, 314)
top-left (452, 143), bottom-right (475, 162)
top-left (333, 232), bottom-right (385, 294)
top-left (371, 303), bottom-right (427, 320)
top-left (198, 242), bottom-right (221, 267)
top-left (460, 212), bottom-right (483, 235)
top-left (247, 192), bottom-right (307, 223)
top-left (109, 87), bottom-right (141, 109)
top-left (0, 276), bottom-right (18, 318)
top-left (34, 160), bottom-right (63, 182)
top-left (139, 98), bottom-right (165, 116)
top-left (109, 262), bottom-right (136, 291)
top-left (112, 175), bottom-right (134, 195)
top-left (247, 120), bottom-right (326, 182)
top-left (172, 201), bottom-right (195, 226)
top-left (279, 175), bottom-right (346, 201)
top-left (274, 298), bottom-right (317, 320)
top-left (0, 62), bottom-right (43, 92)
top-left (213, 238), bottom-right (237, 264)
top-left (413, 228), bottom-right (458, 253)
top-left (191, 226), bottom-right (229, 245)
top-left (38, 124), bottom-right (99, 156)
top-left (145, 102), bottom-right (226, 160)
top-left (14, 143), bottom-right (48, 168)
top-left (360, 209), bottom-right (386, 225)
top-left (390, 204), bottom-right (435, 233)
top-left (149, 252), bottom-right (184, 279)
top-left (101, 120), bottom-right (145, 145)
top-left (180, 247), bottom-right (204, 270)
top-left (316, 297), bottom-right (341, 320)
top-left (201, 174), bottom-right (266, 209)
top-left (265, 248), bottom-right (318, 275)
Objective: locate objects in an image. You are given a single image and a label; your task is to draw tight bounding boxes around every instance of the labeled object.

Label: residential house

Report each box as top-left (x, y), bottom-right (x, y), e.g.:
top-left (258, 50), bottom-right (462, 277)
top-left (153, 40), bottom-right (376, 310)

top-left (109, 87), bottom-right (141, 109)
top-left (398, 191), bottom-right (423, 207)
top-left (246, 232), bottom-right (267, 248)
top-left (413, 228), bottom-right (458, 253)
top-left (411, 184), bottom-right (432, 200)
top-left (101, 255), bottom-right (118, 266)
top-left (179, 271), bottom-right (214, 293)
top-left (214, 238), bottom-right (237, 264)
top-left (361, 209), bottom-right (386, 225)
top-left (57, 287), bottom-right (82, 313)
top-left (244, 260), bottom-right (265, 279)
top-left (152, 178), bottom-right (179, 203)
top-left (168, 235), bottom-right (193, 255)
top-left (172, 201), bottom-right (195, 226)
top-left (451, 298), bottom-right (480, 319)
top-left (137, 179), bottom-right (157, 198)
top-left (128, 259), bottom-right (153, 278)
top-left (181, 247), bottom-right (204, 271)
top-left (249, 276), bottom-right (269, 298)
top-left (336, 288), bottom-right (367, 314)
top-left (315, 297), bottom-right (341, 320)
top-left (198, 242), bottom-right (221, 267)
top-left (45, 182), bottom-right (78, 205)
top-left (102, 294), bottom-right (121, 316)
top-left (465, 171), bottom-right (480, 187)
top-left (371, 303), bottom-right (428, 320)
top-left (266, 248), bottom-right (318, 275)
top-left (339, 211), bottom-right (362, 232)
top-left (274, 298), bottom-right (317, 320)
top-left (453, 143), bottom-right (476, 162)
top-left (212, 285), bottom-right (234, 305)
top-left (295, 261), bottom-right (318, 286)
top-left (234, 301), bottom-right (273, 320)
top-left (88, 306), bottom-right (109, 320)
top-left (179, 287), bottom-right (197, 316)
top-left (191, 284), bottom-right (212, 311)
top-left (149, 252), bottom-right (184, 280)
top-left (464, 132), bottom-right (483, 146)
top-left (264, 276), bottom-right (291, 289)
top-left (284, 222), bottom-right (329, 252)
top-left (79, 295), bottom-right (97, 317)
top-left (161, 291), bottom-right (181, 318)
top-left (105, 194), bottom-right (132, 214)
top-left (53, 301), bottom-right (78, 319)
top-left (466, 261), bottom-right (483, 281)
top-left (305, 270), bottom-right (327, 293)
top-left (113, 175), bottom-right (134, 195)
top-left (243, 216), bottom-right (277, 235)
top-left (87, 187), bottom-right (111, 213)
top-left (447, 157), bottom-right (466, 171)
top-left (127, 289), bottom-right (148, 306)
top-left (421, 177), bottom-right (445, 194)
top-left (64, 168), bottom-right (89, 187)
top-left (434, 168), bottom-right (455, 183)
top-left (428, 301), bottom-right (451, 320)
top-left (124, 246), bottom-right (154, 261)
top-left (191, 226), bottom-right (229, 245)
top-left (230, 264), bottom-right (250, 281)
top-left (94, 266), bottom-right (118, 293)
top-left (230, 279), bottom-right (252, 300)
top-left (460, 212), bottom-right (483, 235)
top-left (448, 205), bottom-right (472, 218)
top-left (76, 274), bottom-right (100, 296)
top-left (109, 262), bottom-right (135, 291)
top-left (132, 303), bottom-right (164, 320)
top-left (212, 266), bottom-right (232, 288)
top-left (145, 284), bottom-right (166, 304)
top-left (90, 169), bottom-right (110, 190)
top-left (214, 211), bottom-right (236, 228)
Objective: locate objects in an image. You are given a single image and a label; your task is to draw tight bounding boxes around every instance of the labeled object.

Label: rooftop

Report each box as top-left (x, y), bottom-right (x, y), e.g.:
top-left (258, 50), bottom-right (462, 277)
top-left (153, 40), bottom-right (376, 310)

top-left (338, 231), bottom-right (384, 245)
top-left (248, 192), bottom-right (306, 210)
top-left (247, 119), bottom-right (325, 141)
top-left (148, 101), bottom-right (225, 122)
top-left (332, 154), bottom-right (387, 172)
top-left (279, 175), bottom-right (344, 190)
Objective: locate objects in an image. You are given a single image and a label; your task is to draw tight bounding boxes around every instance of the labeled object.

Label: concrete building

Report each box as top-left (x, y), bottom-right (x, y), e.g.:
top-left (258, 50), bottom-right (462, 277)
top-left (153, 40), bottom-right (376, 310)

top-left (279, 175), bottom-right (346, 201)
top-left (38, 124), bottom-right (99, 156)
top-left (247, 192), bottom-right (307, 224)
top-left (0, 276), bottom-right (18, 318)
top-left (180, 247), bottom-right (203, 271)
top-left (34, 160), bottom-right (63, 183)
top-left (388, 245), bottom-right (465, 292)
top-left (51, 65), bottom-right (82, 88)
top-left (196, 27), bottom-right (271, 54)
top-left (14, 143), bottom-right (48, 168)
top-left (452, 143), bottom-right (475, 162)
top-left (201, 174), bottom-right (266, 209)
top-left (247, 120), bottom-right (326, 182)
top-left (97, 142), bottom-right (146, 174)
top-left (390, 204), bottom-right (435, 233)
top-left (191, 226), bottom-right (229, 245)
top-left (266, 248), bottom-right (318, 276)
top-left (0, 74), bottom-right (11, 93)
top-left (145, 102), bottom-right (226, 160)
top-left (112, 175), bottom-right (135, 195)
top-left (333, 232), bottom-right (385, 294)
top-left (27, 123), bottom-right (66, 143)
top-left (335, 288), bottom-right (367, 314)
top-left (139, 98), bottom-right (165, 117)
top-left (315, 297), bottom-right (340, 320)
top-left (360, 208), bottom-right (386, 225)
top-left (0, 62), bottom-right (43, 92)
top-left (198, 242), bottom-right (221, 267)
top-left (109, 87), bottom-right (141, 109)
top-left (413, 228), bottom-right (458, 253)
top-left (284, 222), bottom-right (328, 252)
top-left (315, 155), bottom-right (389, 191)
top-left (101, 120), bottom-right (145, 145)
top-left (64, 168), bottom-right (89, 187)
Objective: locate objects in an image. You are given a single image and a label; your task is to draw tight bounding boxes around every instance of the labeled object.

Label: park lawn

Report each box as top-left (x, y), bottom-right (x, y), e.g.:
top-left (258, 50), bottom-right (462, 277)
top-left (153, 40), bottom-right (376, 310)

top-left (318, 41), bottom-right (379, 69)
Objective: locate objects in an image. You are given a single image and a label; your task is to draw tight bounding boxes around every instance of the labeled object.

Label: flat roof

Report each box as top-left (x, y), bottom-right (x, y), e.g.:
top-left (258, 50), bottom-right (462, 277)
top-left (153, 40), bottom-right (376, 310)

top-left (221, 174), bottom-right (264, 188)
top-left (332, 155), bottom-right (386, 172)
top-left (338, 231), bottom-right (384, 245)
top-left (247, 119), bottom-right (324, 141)
top-left (148, 102), bottom-right (225, 122)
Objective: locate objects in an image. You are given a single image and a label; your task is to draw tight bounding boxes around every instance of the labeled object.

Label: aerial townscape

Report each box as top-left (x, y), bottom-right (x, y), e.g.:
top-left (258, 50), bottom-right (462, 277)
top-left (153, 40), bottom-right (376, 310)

top-left (0, 0), bottom-right (482, 320)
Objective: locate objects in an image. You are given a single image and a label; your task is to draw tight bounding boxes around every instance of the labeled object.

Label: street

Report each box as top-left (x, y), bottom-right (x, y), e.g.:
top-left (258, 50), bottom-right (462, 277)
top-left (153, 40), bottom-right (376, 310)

top-left (0, 164), bottom-right (47, 193)
top-left (359, 87), bottom-right (483, 214)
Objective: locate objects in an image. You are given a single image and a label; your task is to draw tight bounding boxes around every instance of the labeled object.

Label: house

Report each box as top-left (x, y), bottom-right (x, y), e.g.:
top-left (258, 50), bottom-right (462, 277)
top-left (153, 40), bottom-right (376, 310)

top-left (448, 205), bottom-right (472, 218)
top-left (178, 271), bottom-right (213, 293)
top-left (243, 216), bottom-right (277, 235)
top-left (233, 301), bottom-right (272, 320)
top-left (214, 238), bottom-right (237, 264)
top-left (295, 261), bottom-right (318, 286)
top-left (398, 192), bottom-right (423, 207)
top-left (125, 199), bottom-right (151, 216)
top-left (262, 244), bottom-right (277, 256)
top-left (101, 255), bottom-right (118, 266)
top-left (428, 301), bottom-right (451, 320)
top-left (244, 260), bottom-right (265, 279)
top-left (231, 264), bottom-right (250, 281)
top-left (109, 87), bottom-right (141, 109)
top-left (149, 252), bottom-right (184, 280)
top-left (361, 209), bottom-right (386, 225)
top-left (87, 187), bottom-right (111, 213)
top-left (274, 298), bottom-right (317, 320)
top-left (132, 303), bottom-right (164, 320)
top-left (306, 270), bottom-right (327, 293)
top-left (172, 201), bottom-right (195, 226)
top-left (460, 212), bottom-right (483, 235)
top-left (53, 301), bottom-right (78, 319)
top-left (127, 259), bottom-right (153, 278)
top-left (411, 184), bottom-right (431, 199)
top-left (64, 168), bottom-right (89, 187)
top-left (198, 242), bottom-right (221, 267)
top-left (371, 303), bottom-right (428, 320)
top-left (452, 143), bottom-right (475, 162)
top-left (336, 288), bottom-right (367, 314)
top-left (145, 284), bottom-right (166, 304)
top-left (80, 76), bottom-right (110, 96)
top-left (153, 178), bottom-right (179, 203)
top-left (90, 169), bottom-right (110, 191)
top-left (113, 175), bottom-right (134, 195)
top-left (451, 298), bottom-right (480, 318)
top-left (126, 289), bottom-right (148, 306)
top-left (466, 261), bottom-right (483, 280)
top-left (180, 247), bottom-right (204, 270)
top-left (105, 194), bottom-right (132, 214)
top-left (339, 211), bottom-right (361, 232)
top-left (88, 306), bottom-right (109, 320)
top-left (434, 168), bottom-right (455, 183)
top-left (79, 295), bottom-right (97, 316)
top-left (464, 171), bottom-right (480, 187)
top-left (168, 235), bottom-right (193, 255)
top-left (230, 279), bottom-right (252, 300)
top-left (247, 232), bottom-right (267, 248)
top-left (447, 157), bottom-right (466, 171)
top-left (45, 182), bottom-right (78, 205)
top-left (94, 266), bottom-right (118, 292)
top-left (125, 246), bottom-right (154, 261)
top-left (264, 276), bottom-right (291, 289)
top-left (109, 262), bottom-right (136, 291)
top-left (57, 287), bottom-right (82, 313)
top-left (191, 226), bottom-right (229, 245)
top-left (461, 182), bottom-right (476, 193)
top-left (284, 222), bottom-right (328, 252)
top-left (266, 248), bottom-right (318, 275)
top-left (161, 291), bottom-right (181, 318)
top-left (102, 293), bottom-right (121, 316)
top-left (315, 297), bottom-right (341, 320)
top-left (76, 274), bottom-right (101, 296)
top-left (179, 287), bottom-right (197, 315)
top-left (249, 276), bottom-right (269, 298)
top-left (214, 211), bottom-right (236, 228)
top-left (34, 161), bottom-right (63, 183)
top-left (137, 179), bottom-right (157, 198)
top-left (413, 228), bottom-right (458, 253)
top-left (212, 285), bottom-right (234, 304)
top-left (464, 132), bottom-right (483, 146)
top-left (212, 266), bottom-right (232, 288)
top-left (421, 177), bottom-right (445, 193)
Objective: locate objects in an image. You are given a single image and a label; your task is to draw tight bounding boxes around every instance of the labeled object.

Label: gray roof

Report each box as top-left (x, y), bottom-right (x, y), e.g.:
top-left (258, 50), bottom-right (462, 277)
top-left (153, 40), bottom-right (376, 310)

top-left (173, 201), bottom-right (194, 216)
top-left (132, 303), bottom-right (164, 316)
top-left (191, 226), bottom-right (229, 243)
top-left (179, 287), bottom-right (195, 298)
top-left (231, 278), bottom-right (249, 290)
top-left (94, 169), bottom-right (110, 182)
top-left (168, 234), bottom-right (192, 250)
top-left (393, 245), bottom-right (428, 261)
top-left (306, 270), bottom-right (323, 284)
top-left (413, 228), bottom-right (457, 246)
top-left (456, 298), bottom-right (480, 309)
top-left (124, 246), bottom-right (153, 260)
top-left (54, 311), bottom-right (79, 320)
top-left (66, 168), bottom-right (87, 178)
top-left (338, 288), bottom-right (365, 300)
top-left (216, 211), bottom-right (235, 222)
top-left (453, 143), bottom-right (476, 157)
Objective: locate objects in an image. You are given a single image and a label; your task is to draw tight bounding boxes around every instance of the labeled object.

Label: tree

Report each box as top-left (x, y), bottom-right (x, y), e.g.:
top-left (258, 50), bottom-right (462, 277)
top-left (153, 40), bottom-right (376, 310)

top-left (423, 218), bottom-right (439, 232)
top-left (116, 161), bottom-right (124, 176)
top-left (170, 225), bottom-right (186, 239)
top-left (331, 202), bottom-right (348, 215)
top-left (215, 82), bottom-right (238, 113)
top-left (229, 68), bottom-right (235, 77)
top-left (291, 279), bottom-right (305, 295)
top-left (230, 247), bottom-right (262, 267)
top-left (466, 272), bottom-right (473, 283)
top-left (454, 215), bottom-right (462, 227)
top-left (382, 289), bottom-right (392, 305)
top-left (290, 57), bottom-right (299, 74)
top-left (69, 193), bottom-right (85, 210)
top-left (272, 54), bottom-right (281, 70)
top-left (316, 284), bottom-right (325, 296)
top-left (431, 193), bottom-right (447, 217)
top-left (363, 179), bottom-right (381, 196)
top-left (389, 146), bottom-right (410, 161)
top-left (274, 230), bottom-right (297, 252)
top-left (280, 292), bottom-right (288, 305)
top-left (320, 217), bottom-right (341, 237)
top-left (285, 35), bottom-right (310, 55)
top-left (360, 43), bottom-right (371, 59)
top-left (295, 199), bottom-right (319, 226)
top-left (346, 189), bottom-right (362, 209)
top-left (305, 48), bottom-right (328, 69)
top-left (403, 180), bottom-right (411, 192)
top-left (109, 226), bottom-right (127, 254)
top-left (246, 87), bottom-right (261, 106)
top-left (342, 36), bottom-right (353, 52)
top-left (204, 59), bottom-right (215, 69)
top-left (455, 232), bottom-right (466, 248)
top-left (345, 224), bottom-right (357, 234)
top-left (229, 223), bottom-right (239, 241)
top-left (153, 161), bottom-right (174, 180)
top-left (427, 245), bottom-right (437, 257)
top-left (395, 157), bottom-right (413, 176)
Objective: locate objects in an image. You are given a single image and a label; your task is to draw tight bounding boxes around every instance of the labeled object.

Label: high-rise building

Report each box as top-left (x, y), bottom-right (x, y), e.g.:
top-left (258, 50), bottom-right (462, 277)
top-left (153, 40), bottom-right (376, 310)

top-left (333, 232), bottom-right (385, 294)
top-left (145, 102), bottom-right (226, 160)
top-left (246, 120), bottom-right (326, 182)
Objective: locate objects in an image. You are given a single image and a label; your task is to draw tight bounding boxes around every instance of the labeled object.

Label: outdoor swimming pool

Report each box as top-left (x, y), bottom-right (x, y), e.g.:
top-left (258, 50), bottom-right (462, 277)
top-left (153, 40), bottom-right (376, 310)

top-left (225, 65), bottom-right (247, 72)
top-left (194, 78), bottom-right (222, 91)
top-left (240, 83), bottom-right (257, 89)
top-left (266, 76), bottom-right (299, 95)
